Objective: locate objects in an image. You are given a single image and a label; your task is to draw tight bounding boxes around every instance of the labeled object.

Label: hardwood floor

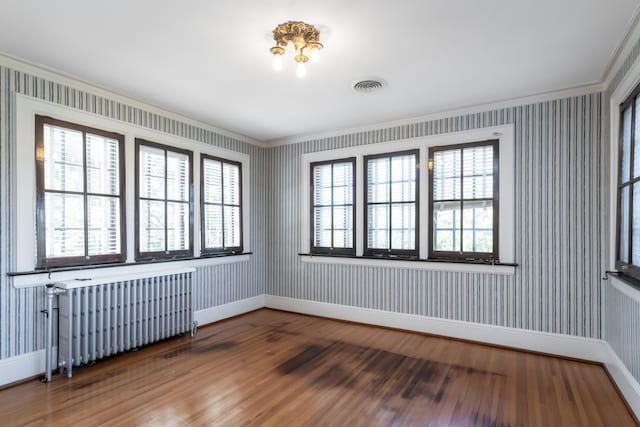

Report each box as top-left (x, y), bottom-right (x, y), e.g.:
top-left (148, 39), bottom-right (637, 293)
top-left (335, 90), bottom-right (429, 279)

top-left (0, 309), bottom-right (635, 426)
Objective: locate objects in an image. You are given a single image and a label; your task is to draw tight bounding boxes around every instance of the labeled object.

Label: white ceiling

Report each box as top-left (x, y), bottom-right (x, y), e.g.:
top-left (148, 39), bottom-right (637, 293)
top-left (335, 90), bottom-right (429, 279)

top-left (0, 0), bottom-right (638, 142)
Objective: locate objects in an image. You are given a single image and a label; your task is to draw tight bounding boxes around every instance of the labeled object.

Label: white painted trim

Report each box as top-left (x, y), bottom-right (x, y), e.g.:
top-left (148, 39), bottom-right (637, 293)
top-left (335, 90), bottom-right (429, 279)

top-left (602, 7), bottom-right (640, 89)
top-left (54, 267), bottom-right (196, 290)
top-left (264, 296), bottom-right (608, 362)
top-left (300, 124), bottom-right (516, 265)
top-left (300, 256), bottom-right (515, 275)
top-left (610, 275), bottom-right (640, 304)
top-left (0, 51), bottom-right (264, 147)
top-left (267, 84), bottom-right (603, 147)
top-left (194, 294), bottom-right (265, 326)
top-left (608, 54), bottom-right (640, 269)
top-left (13, 94), bottom-right (252, 274)
top-left (603, 342), bottom-right (640, 420)
top-left (12, 254), bottom-right (251, 288)
top-left (0, 349), bottom-right (51, 387)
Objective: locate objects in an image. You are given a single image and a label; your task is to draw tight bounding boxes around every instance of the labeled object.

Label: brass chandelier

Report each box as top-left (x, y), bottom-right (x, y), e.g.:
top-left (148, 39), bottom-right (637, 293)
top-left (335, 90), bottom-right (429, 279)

top-left (270, 21), bottom-right (323, 78)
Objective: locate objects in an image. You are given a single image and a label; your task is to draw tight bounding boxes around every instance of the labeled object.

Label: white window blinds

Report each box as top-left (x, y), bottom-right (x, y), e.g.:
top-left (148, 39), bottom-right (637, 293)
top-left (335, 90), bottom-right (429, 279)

top-left (202, 156), bottom-right (242, 253)
top-left (138, 141), bottom-right (191, 258)
top-left (39, 118), bottom-right (124, 267)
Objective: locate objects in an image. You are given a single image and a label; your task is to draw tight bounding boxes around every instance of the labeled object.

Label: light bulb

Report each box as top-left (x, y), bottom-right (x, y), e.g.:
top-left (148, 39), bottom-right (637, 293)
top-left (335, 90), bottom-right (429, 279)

top-left (310, 48), bottom-right (320, 63)
top-left (296, 62), bottom-right (307, 78)
top-left (272, 54), bottom-right (283, 71)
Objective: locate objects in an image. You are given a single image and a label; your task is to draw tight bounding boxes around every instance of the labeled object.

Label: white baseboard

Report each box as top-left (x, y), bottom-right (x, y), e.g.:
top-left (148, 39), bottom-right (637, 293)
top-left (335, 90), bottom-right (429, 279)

top-left (603, 343), bottom-right (640, 419)
top-left (0, 349), bottom-right (50, 387)
top-left (264, 296), bottom-right (608, 361)
top-left (194, 294), bottom-right (265, 327)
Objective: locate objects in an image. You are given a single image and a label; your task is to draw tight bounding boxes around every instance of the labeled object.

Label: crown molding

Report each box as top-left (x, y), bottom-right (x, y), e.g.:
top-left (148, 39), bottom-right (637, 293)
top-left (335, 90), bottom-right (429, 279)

top-left (602, 6), bottom-right (640, 89)
top-left (265, 82), bottom-right (604, 147)
top-left (0, 51), bottom-right (267, 149)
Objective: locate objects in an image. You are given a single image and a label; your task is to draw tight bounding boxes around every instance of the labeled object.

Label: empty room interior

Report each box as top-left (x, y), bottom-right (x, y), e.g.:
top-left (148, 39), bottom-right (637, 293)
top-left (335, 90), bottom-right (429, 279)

top-left (2, 0), bottom-right (640, 425)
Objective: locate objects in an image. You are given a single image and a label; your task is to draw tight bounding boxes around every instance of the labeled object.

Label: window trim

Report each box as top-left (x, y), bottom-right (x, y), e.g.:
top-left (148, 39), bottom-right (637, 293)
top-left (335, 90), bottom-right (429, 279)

top-left (363, 149), bottom-right (420, 258)
top-left (310, 157), bottom-right (356, 256)
top-left (35, 115), bottom-right (127, 269)
top-left (615, 83), bottom-right (640, 280)
top-left (200, 153), bottom-right (244, 255)
top-left (428, 139), bottom-right (499, 261)
top-left (135, 138), bottom-right (194, 261)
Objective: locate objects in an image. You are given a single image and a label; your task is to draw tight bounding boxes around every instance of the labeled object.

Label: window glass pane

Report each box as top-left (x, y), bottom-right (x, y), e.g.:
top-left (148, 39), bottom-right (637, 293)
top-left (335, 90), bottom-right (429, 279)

top-left (43, 124), bottom-right (84, 192)
top-left (204, 204), bottom-right (223, 248)
top-left (620, 186), bottom-right (630, 263)
top-left (332, 205), bottom-right (353, 248)
top-left (45, 192), bottom-right (85, 257)
top-left (633, 183), bottom-right (640, 265)
top-left (140, 199), bottom-right (165, 252)
top-left (86, 134), bottom-right (119, 195)
top-left (203, 159), bottom-right (222, 204)
top-left (391, 203), bottom-right (415, 250)
top-left (433, 149), bottom-right (461, 200)
top-left (223, 163), bottom-right (240, 205)
top-left (167, 151), bottom-right (189, 202)
top-left (140, 145), bottom-right (165, 199)
top-left (622, 106), bottom-right (632, 183)
top-left (463, 145), bottom-right (493, 199)
top-left (313, 164), bottom-right (332, 206)
top-left (433, 201), bottom-right (461, 252)
top-left (368, 204), bottom-right (390, 249)
top-left (635, 97), bottom-right (640, 179)
top-left (391, 155), bottom-right (416, 202)
top-left (314, 206), bottom-right (332, 247)
top-left (462, 200), bottom-right (493, 253)
top-left (87, 196), bottom-right (120, 256)
top-left (224, 206), bottom-right (241, 247)
top-left (333, 162), bottom-right (353, 205)
top-left (167, 202), bottom-right (189, 251)
top-left (367, 157), bottom-right (390, 203)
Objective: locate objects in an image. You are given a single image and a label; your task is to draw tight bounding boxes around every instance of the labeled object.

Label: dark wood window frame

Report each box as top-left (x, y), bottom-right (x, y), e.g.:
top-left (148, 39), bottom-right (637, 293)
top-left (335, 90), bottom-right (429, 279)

top-left (200, 154), bottom-right (244, 255)
top-left (428, 139), bottom-right (499, 261)
top-left (364, 150), bottom-right (420, 258)
top-left (35, 115), bottom-right (126, 268)
top-left (135, 138), bottom-right (194, 261)
top-left (310, 157), bottom-right (356, 256)
top-left (616, 83), bottom-right (640, 281)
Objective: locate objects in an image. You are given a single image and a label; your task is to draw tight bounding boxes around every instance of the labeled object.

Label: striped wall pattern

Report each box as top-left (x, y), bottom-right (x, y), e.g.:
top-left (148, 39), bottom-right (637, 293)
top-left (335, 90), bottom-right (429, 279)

top-left (0, 64), bottom-right (267, 360)
top-left (605, 282), bottom-right (640, 383)
top-left (266, 93), bottom-right (604, 338)
top-left (603, 34), bottom-right (640, 389)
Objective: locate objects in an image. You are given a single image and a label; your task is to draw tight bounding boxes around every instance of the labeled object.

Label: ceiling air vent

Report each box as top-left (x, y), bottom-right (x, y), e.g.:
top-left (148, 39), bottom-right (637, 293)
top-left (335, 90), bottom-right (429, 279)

top-left (353, 79), bottom-right (385, 93)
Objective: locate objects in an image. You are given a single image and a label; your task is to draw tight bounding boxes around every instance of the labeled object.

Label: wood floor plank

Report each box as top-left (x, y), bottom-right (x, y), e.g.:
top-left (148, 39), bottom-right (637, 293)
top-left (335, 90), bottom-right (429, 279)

top-left (0, 309), bottom-right (635, 426)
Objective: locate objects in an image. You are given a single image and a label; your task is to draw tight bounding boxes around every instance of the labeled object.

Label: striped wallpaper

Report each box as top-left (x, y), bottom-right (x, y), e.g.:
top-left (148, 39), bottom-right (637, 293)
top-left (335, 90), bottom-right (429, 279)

top-left (603, 35), bottom-right (640, 385)
top-left (0, 64), bottom-right (267, 360)
top-left (266, 93), bottom-right (604, 338)
top-left (605, 281), bottom-right (640, 383)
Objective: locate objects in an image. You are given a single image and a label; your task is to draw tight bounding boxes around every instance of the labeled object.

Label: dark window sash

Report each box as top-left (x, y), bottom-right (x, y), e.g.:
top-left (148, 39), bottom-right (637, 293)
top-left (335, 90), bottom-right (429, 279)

top-left (363, 150), bottom-right (419, 258)
top-left (428, 140), bottom-right (499, 261)
top-left (35, 115), bottom-right (127, 269)
top-left (310, 157), bottom-right (356, 256)
top-left (200, 154), bottom-right (243, 256)
top-left (135, 138), bottom-right (194, 261)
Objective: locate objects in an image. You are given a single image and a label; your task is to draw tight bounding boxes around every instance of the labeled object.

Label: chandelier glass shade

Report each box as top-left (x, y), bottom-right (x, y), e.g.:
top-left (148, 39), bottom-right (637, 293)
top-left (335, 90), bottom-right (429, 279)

top-left (270, 21), bottom-right (323, 78)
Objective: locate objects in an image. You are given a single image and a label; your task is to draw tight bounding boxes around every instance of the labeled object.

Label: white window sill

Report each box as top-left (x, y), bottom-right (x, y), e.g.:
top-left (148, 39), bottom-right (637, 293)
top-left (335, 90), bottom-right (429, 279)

top-left (10, 253), bottom-right (252, 288)
top-left (299, 254), bottom-right (516, 275)
top-left (609, 274), bottom-right (640, 304)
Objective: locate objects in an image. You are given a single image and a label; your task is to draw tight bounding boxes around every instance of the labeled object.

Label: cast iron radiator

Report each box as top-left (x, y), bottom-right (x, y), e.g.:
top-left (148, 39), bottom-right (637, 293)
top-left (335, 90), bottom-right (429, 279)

top-left (56, 268), bottom-right (196, 378)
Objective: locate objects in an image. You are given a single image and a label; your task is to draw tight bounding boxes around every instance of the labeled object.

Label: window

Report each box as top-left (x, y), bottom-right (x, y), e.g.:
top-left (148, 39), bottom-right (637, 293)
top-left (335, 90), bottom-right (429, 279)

top-left (616, 85), bottom-right (640, 279)
top-left (364, 150), bottom-right (419, 257)
top-left (35, 115), bottom-right (126, 268)
top-left (201, 155), bottom-right (243, 255)
top-left (429, 140), bottom-right (498, 261)
top-left (136, 139), bottom-right (193, 260)
top-left (310, 158), bottom-right (356, 255)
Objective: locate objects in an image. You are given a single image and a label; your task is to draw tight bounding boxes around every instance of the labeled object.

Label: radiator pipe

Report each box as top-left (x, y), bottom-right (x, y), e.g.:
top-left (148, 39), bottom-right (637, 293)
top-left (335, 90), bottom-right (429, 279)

top-left (44, 284), bottom-right (65, 383)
